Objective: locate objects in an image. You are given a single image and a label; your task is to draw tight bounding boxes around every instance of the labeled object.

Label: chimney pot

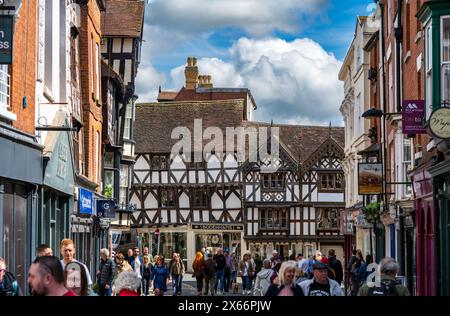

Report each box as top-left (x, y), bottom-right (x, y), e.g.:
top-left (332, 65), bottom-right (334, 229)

top-left (185, 56), bottom-right (199, 89)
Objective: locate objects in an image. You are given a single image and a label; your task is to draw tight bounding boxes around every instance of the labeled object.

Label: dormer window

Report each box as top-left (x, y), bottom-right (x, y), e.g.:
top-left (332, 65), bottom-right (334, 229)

top-left (318, 173), bottom-right (344, 192)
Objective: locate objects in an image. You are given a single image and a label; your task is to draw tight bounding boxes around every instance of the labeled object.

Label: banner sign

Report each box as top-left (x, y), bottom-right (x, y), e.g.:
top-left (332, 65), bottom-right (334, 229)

top-left (96, 199), bottom-right (116, 219)
top-left (0, 15), bottom-right (14, 64)
top-left (402, 100), bottom-right (426, 134)
top-left (358, 163), bottom-right (383, 195)
top-left (79, 188), bottom-right (95, 215)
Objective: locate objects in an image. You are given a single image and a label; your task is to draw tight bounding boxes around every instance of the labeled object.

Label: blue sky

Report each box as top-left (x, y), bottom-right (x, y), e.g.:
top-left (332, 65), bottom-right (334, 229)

top-left (137, 0), bottom-right (374, 126)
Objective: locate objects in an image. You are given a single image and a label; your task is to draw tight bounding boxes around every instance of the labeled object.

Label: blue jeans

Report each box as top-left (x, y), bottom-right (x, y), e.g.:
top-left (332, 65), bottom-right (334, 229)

top-left (242, 276), bottom-right (252, 291)
top-left (99, 286), bottom-right (112, 296)
top-left (172, 274), bottom-right (182, 295)
top-left (215, 270), bottom-right (225, 292)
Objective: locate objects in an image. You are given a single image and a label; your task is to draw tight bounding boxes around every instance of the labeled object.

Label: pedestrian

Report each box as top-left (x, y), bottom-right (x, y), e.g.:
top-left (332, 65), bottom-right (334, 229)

top-left (114, 271), bottom-right (141, 296)
top-left (230, 252), bottom-right (239, 294)
top-left (253, 253), bottom-right (263, 276)
top-left (265, 261), bottom-right (304, 296)
top-left (178, 253), bottom-right (185, 295)
top-left (238, 253), bottom-right (255, 295)
top-left (223, 250), bottom-right (232, 293)
top-left (350, 250), bottom-right (364, 294)
top-left (0, 257), bottom-right (22, 296)
top-left (270, 250), bottom-right (280, 269)
top-left (143, 246), bottom-right (153, 264)
top-left (97, 248), bottom-right (115, 296)
top-left (29, 255), bottom-right (76, 296)
top-left (59, 239), bottom-right (93, 289)
top-left (126, 249), bottom-right (133, 264)
top-left (327, 249), bottom-right (343, 285)
top-left (204, 253), bottom-right (217, 296)
top-left (192, 251), bottom-right (207, 296)
top-left (254, 259), bottom-right (274, 296)
top-left (213, 248), bottom-right (226, 295)
top-left (64, 261), bottom-right (95, 296)
top-left (36, 244), bottom-right (53, 257)
top-left (152, 256), bottom-right (169, 296)
top-left (347, 249), bottom-right (357, 295)
top-left (296, 253), bottom-right (308, 275)
top-left (142, 255), bottom-right (152, 296)
top-left (130, 247), bottom-right (144, 282)
top-left (358, 257), bottom-right (410, 296)
top-left (298, 261), bottom-right (343, 296)
top-left (169, 253), bottom-right (184, 296)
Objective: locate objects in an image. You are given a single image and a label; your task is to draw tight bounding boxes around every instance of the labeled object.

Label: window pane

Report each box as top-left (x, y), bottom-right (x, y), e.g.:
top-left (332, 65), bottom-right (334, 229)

top-left (443, 64), bottom-right (450, 101)
top-left (104, 170), bottom-right (114, 198)
top-left (443, 17), bottom-right (450, 62)
top-left (403, 138), bottom-right (412, 162)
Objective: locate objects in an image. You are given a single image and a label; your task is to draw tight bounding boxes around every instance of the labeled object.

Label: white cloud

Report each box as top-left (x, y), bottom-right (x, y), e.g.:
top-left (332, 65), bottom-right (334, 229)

top-left (135, 62), bottom-right (166, 103)
top-left (147, 0), bottom-right (330, 36)
top-left (160, 37), bottom-right (344, 125)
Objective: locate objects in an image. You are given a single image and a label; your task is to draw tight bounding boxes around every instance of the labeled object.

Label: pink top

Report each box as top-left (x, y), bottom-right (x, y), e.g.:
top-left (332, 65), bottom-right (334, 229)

top-left (278, 286), bottom-right (294, 296)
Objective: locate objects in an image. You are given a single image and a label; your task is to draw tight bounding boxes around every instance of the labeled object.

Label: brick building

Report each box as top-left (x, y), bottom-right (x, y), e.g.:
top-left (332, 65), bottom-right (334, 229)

top-left (0, 1), bottom-right (42, 291)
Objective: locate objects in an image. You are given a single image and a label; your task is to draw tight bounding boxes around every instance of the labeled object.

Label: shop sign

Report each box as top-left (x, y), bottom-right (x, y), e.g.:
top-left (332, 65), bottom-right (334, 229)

top-left (0, 15), bottom-right (14, 64)
top-left (402, 100), bottom-right (426, 134)
top-left (429, 107), bottom-right (450, 140)
top-left (192, 224), bottom-right (244, 231)
top-left (79, 188), bottom-right (95, 215)
top-left (358, 163), bottom-right (383, 195)
top-left (96, 199), bottom-right (116, 219)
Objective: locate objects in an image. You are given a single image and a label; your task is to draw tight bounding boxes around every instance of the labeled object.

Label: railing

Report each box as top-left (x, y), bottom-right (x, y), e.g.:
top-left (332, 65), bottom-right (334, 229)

top-left (0, 65), bottom-right (10, 110)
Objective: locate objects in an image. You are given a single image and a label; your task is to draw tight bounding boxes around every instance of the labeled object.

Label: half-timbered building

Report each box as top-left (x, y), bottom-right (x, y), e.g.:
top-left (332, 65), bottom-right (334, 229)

top-left (131, 57), bottom-right (345, 268)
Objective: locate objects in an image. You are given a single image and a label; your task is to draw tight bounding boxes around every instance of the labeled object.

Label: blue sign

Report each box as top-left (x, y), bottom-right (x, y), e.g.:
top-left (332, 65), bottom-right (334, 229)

top-left (97, 199), bottom-right (116, 219)
top-left (0, 15), bottom-right (14, 64)
top-left (79, 188), bottom-right (95, 215)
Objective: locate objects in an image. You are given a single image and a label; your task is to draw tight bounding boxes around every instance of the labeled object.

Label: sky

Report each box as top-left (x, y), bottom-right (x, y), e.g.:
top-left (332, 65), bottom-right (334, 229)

top-left (136, 0), bottom-right (374, 126)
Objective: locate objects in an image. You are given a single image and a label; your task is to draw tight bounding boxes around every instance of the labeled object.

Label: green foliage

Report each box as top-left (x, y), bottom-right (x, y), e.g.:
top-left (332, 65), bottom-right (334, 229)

top-left (104, 185), bottom-right (113, 198)
top-left (362, 202), bottom-right (381, 223)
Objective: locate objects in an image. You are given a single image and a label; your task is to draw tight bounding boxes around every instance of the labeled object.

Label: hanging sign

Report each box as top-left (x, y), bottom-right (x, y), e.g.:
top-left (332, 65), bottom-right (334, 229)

top-left (358, 163), bottom-right (383, 195)
top-left (429, 107), bottom-right (450, 140)
top-left (402, 100), bottom-right (426, 134)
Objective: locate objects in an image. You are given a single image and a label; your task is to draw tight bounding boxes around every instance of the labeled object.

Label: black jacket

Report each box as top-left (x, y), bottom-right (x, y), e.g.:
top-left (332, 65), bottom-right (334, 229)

top-left (99, 258), bottom-right (115, 287)
top-left (213, 254), bottom-right (226, 271)
top-left (328, 256), bottom-right (343, 285)
top-left (0, 271), bottom-right (23, 296)
top-left (265, 283), bottom-right (304, 297)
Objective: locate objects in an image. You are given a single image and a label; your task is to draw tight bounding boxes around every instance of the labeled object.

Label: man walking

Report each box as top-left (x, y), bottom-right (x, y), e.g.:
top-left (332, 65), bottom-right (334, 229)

top-left (97, 248), bottom-right (115, 296)
top-left (213, 248), bottom-right (226, 295)
top-left (28, 256), bottom-right (76, 296)
top-left (327, 249), bottom-right (343, 285)
top-left (60, 239), bottom-right (92, 288)
top-left (358, 258), bottom-right (410, 296)
top-left (36, 244), bottom-right (53, 257)
top-left (298, 261), bottom-right (343, 296)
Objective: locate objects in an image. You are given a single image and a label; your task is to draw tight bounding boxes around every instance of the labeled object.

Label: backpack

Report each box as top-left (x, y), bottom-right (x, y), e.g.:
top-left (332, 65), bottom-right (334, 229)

top-left (367, 279), bottom-right (399, 296)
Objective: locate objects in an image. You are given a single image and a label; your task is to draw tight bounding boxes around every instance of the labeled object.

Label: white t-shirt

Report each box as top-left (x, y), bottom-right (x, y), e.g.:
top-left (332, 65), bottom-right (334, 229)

top-left (243, 261), bottom-right (249, 277)
top-left (134, 257), bottom-right (142, 278)
top-left (60, 259), bottom-right (93, 286)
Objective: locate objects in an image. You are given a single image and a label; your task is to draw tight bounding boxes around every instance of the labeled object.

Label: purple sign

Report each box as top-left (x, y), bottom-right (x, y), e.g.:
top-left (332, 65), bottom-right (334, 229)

top-left (402, 100), bottom-right (426, 134)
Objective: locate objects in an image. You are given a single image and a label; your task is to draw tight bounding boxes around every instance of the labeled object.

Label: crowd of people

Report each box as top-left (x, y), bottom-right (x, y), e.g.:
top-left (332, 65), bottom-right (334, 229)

top-left (0, 241), bottom-right (411, 297)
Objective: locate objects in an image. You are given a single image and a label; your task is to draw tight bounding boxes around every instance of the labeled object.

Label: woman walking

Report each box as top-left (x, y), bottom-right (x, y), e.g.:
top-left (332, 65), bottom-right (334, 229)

top-left (192, 251), bottom-right (207, 296)
top-left (152, 256), bottom-right (169, 296)
top-left (265, 261), bottom-right (304, 296)
top-left (238, 253), bottom-right (255, 295)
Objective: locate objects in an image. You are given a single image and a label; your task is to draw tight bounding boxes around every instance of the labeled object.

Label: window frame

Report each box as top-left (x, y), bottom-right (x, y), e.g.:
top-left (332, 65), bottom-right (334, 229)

top-left (150, 154), bottom-right (170, 170)
top-left (259, 208), bottom-right (288, 231)
top-left (191, 188), bottom-right (208, 208)
top-left (261, 172), bottom-right (285, 191)
top-left (425, 23), bottom-right (433, 120)
top-left (317, 172), bottom-right (344, 193)
top-left (441, 15), bottom-right (450, 103)
top-left (159, 188), bottom-right (176, 208)
top-left (317, 208), bottom-right (339, 230)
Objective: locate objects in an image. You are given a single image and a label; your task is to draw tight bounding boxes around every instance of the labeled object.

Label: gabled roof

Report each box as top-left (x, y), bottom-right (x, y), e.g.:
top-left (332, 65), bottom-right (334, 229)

top-left (101, 0), bottom-right (145, 37)
top-left (157, 91), bottom-right (178, 102)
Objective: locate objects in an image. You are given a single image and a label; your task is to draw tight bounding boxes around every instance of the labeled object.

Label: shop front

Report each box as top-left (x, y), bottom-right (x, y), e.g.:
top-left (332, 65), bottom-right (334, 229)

top-left (247, 239), bottom-right (319, 261)
top-left (411, 169), bottom-right (435, 296)
top-left (0, 122), bottom-right (43, 291)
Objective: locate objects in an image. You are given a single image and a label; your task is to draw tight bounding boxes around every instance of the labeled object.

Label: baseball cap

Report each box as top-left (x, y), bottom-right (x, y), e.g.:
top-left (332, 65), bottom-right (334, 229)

top-left (313, 261), bottom-right (328, 270)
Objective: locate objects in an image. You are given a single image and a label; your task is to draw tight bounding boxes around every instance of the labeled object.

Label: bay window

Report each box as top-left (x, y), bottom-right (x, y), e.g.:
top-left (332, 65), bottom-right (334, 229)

top-left (441, 16), bottom-right (450, 102)
top-left (425, 24), bottom-right (433, 119)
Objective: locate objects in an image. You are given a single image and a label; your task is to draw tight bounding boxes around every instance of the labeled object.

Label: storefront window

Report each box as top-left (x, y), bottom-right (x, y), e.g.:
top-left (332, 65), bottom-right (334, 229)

top-left (144, 232), bottom-right (187, 264)
top-left (441, 16), bottom-right (450, 102)
top-left (195, 233), bottom-right (241, 259)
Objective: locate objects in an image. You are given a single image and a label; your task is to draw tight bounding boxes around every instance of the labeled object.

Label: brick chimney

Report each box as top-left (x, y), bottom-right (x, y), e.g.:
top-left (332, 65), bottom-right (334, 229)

top-left (198, 75), bottom-right (213, 88)
top-left (184, 57), bottom-right (199, 90)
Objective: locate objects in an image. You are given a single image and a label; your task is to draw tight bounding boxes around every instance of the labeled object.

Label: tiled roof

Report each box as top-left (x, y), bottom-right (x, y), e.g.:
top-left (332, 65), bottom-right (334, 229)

top-left (157, 91), bottom-right (178, 101)
top-left (101, 0), bottom-right (145, 37)
top-left (135, 99), bottom-right (345, 164)
top-left (134, 100), bottom-right (245, 154)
